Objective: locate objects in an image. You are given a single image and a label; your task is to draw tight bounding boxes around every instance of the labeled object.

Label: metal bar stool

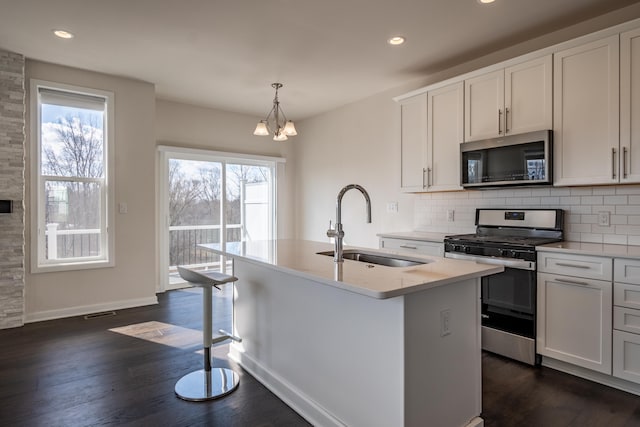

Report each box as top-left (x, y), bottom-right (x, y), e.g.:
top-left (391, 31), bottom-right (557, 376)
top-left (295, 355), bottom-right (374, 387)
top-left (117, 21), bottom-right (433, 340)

top-left (175, 266), bottom-right (242, 401)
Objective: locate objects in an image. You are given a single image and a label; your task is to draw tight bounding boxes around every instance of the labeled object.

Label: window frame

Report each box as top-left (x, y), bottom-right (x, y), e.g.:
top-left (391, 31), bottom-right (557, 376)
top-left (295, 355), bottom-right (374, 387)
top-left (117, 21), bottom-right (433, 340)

top-left (30, 79), bottom-right (115, 273)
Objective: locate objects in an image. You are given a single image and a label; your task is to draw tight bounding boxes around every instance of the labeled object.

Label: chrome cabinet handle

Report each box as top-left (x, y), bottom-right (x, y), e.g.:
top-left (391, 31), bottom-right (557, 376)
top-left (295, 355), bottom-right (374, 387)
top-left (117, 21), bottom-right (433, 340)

top-left (505, 107), bottom-right (510, 133)
top-left (624, 147), bottom-right (628, 179)
top-left (399, 244), bottom-right (418, 249)
top-left (422, 167), bottom-right (427, 188)
top-left (555, 262), bottom-right (590, 269)
top-left (612, 147), bottom-right (617, 180)
top-left (427, 167), bottom-right (432, 188)
top-left (554, 277), bottom-right (590, 286)
top-left (498, 109), bottom-right (503, 134)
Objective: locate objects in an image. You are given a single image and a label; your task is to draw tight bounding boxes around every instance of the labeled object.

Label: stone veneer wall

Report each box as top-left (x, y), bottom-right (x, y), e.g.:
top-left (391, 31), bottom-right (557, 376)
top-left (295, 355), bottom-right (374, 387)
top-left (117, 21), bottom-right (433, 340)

top-left (0, 50), bottom-right (25, 329)
top-left (415, 185), bottom-right (640, 245)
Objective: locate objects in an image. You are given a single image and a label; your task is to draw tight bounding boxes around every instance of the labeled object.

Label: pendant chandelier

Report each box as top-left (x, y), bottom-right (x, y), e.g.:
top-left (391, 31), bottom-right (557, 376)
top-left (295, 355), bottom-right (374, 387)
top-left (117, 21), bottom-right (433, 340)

top-left (253, 83), bottom-right (297, 141)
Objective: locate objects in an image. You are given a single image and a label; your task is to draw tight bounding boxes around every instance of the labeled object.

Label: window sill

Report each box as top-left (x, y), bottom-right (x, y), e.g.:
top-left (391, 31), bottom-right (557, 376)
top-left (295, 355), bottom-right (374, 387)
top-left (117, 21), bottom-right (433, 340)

top-left (31, 259), bottom-right (115, 274)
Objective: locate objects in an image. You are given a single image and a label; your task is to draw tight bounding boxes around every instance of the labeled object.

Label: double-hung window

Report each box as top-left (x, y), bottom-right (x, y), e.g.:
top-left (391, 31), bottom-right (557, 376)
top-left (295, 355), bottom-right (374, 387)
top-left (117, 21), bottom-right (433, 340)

top-left (31, 80), bottom-right (114, 272)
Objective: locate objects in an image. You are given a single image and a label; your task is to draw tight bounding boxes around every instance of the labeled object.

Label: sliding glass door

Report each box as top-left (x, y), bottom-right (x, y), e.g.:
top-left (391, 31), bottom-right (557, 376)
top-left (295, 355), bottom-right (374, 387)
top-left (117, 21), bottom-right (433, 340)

top-left (158, 147), bottom-right (277, 292)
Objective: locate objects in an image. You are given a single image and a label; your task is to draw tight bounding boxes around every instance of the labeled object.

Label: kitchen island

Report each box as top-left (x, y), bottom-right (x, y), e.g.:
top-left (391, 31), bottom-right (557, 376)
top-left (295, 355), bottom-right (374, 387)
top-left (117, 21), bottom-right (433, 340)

top-left (201, 240), bottom-right (502, 427)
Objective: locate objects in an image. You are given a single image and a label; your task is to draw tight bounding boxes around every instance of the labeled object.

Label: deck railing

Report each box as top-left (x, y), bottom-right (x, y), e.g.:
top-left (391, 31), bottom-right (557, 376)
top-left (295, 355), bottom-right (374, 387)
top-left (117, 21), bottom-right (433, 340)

top-left (169, 224), bottom-right (242, 268)
top-left (45, 223), bottom-right (243, 267)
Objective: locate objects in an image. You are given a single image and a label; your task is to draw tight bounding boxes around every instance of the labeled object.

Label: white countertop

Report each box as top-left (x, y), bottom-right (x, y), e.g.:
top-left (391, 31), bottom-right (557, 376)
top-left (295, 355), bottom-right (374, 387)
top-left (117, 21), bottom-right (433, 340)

top-left (200, 239), bottom-right (502, 299)
top-left (537, 241), bottom-right (640, 259)
top-left (376, 231), bottom-right (449, 243)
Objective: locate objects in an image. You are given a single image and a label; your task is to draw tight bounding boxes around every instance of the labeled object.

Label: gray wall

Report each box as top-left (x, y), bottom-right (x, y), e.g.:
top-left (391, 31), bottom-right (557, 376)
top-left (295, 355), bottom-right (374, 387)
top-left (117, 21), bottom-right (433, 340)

top-left (0, 50), bottom-right (25, 329)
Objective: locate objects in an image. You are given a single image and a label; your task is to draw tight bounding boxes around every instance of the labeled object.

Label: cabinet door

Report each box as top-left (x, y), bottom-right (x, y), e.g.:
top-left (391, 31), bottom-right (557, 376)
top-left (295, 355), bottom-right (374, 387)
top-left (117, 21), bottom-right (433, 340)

top-left (621, 28), bottom-right (640, 183)
top-left (504, 55), bottom-right (552, 135)
top-left (537, 272), bottom-right (612, 374)
top-left (399, 94), bottom-right (427, 192)
top-left (613, 330), bottom-right (640, 384)
top-left (427, 82), bottom-right (463, 192)
top-left (464, 70), bottom-right (504, 142)
top-left (553, 35), bottom-right (620, 186)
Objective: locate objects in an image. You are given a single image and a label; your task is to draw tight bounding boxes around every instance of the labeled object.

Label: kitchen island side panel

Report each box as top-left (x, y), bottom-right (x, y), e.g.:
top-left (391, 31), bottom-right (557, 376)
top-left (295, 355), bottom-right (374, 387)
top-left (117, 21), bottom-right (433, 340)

top-left (230, 258), bottom-right (405, 427)
top-left (404, 277), bottom-right (482, 427)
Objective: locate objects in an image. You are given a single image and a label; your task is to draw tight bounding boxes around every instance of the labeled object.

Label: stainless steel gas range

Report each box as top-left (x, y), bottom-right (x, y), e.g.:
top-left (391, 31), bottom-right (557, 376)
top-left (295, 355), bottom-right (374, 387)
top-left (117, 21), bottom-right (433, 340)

top-left (444, 208), bottom-right (564, 365)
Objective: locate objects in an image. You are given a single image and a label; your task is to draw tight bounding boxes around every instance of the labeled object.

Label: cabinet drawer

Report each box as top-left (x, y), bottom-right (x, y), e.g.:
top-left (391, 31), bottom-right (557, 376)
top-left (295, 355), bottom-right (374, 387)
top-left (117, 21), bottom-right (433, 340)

top-left (614, 282), bottom-right (640, 310)
top-left (379, 238), bottom-right (443, 257)
top-left (537, 252), bottom-right (612, 280)
top-left (614, 258), bottom-right (640, 285)
top-left (614, 306), bottom-right (640, 334)
top-left (613, 330), bottom-right (640, 384)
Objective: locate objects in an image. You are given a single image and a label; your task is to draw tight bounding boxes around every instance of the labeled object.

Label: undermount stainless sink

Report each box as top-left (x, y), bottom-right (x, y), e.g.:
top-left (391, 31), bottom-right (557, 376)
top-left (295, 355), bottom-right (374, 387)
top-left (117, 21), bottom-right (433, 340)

top-left (317, 249), bottom-right (429, 267)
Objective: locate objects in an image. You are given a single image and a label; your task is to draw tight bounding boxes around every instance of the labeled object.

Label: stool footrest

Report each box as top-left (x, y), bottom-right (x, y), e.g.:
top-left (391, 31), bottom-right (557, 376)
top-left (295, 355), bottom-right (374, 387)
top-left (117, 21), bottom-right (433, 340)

top-left (218, 329), bottom-right (242, 343)
top-left (212, 329), bottom-right (242, 345)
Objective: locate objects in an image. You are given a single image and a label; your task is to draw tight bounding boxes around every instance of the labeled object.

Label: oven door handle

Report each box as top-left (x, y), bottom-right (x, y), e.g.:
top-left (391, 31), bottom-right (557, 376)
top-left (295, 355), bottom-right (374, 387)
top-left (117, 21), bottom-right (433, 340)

top-left (444, 252), bottom-right (535, 271)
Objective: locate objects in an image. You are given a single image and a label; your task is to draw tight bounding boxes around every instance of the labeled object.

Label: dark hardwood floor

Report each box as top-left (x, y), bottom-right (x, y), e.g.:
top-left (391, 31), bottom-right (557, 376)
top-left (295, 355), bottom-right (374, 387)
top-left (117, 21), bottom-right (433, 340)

top-left (1, 289), bottom-right (639, 427)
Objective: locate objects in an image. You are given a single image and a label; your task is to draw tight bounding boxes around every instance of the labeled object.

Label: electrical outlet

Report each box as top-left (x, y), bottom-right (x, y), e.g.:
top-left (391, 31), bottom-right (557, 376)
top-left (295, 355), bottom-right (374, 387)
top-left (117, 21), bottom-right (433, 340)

top-left (447, 209), bottom-right (455, 222)
top-left (440, 309), bottom-right (451, 337)
top-left (387, 202), bottom-right (398, 213)
top-left (119, 202), bottom-right (128, 214)
top-left (597, 211), bottom-right (610, 227)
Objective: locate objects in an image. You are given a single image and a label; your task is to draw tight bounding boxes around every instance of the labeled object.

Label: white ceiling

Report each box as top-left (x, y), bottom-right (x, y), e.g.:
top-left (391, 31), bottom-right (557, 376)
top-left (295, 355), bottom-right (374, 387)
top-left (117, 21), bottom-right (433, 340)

top-left (0, 0), bottom-right (638, 120)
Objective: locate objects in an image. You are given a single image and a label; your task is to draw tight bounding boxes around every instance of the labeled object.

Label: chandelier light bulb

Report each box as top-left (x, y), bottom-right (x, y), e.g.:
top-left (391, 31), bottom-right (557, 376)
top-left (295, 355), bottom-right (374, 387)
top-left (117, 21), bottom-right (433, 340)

top-left (273, 130), bottom-right (288, 141)
top-left (253, 120), bottom-right (269, 136)
top-left (283, 120), bottom-right (297, 136)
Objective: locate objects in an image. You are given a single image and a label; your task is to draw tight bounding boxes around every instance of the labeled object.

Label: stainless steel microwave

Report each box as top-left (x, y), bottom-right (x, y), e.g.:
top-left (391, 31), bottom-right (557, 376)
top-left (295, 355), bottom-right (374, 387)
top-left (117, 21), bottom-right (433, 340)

top-left (461, 130), bottom-right (552, 188)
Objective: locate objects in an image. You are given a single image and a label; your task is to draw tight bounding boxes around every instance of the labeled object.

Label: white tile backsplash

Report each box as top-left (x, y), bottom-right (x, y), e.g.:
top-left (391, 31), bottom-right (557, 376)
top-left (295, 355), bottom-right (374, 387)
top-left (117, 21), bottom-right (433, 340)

top-left (414, 185), bottom-right (640, 245)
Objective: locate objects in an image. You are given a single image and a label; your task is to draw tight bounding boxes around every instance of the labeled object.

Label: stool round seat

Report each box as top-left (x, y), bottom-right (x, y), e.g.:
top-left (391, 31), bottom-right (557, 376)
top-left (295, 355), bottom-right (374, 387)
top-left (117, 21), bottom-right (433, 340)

top-left (175, 266), bottom-right (240, 402)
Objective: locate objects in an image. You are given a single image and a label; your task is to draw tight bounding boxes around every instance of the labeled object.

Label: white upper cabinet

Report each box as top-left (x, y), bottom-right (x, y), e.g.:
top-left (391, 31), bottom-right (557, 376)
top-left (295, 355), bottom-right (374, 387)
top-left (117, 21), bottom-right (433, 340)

top-left (553, 35), bottom-right (620, 186)
top-left (621, 28), bottom-right (640, 183)
top-left (426, 82), bottom-right (464, 192)
top-left (464, 69), bottom-right (504, 141)
top-left (464, 55), bottom-right (552, 142)
top-left (398, 82), bottom-right (463, 193)
top-left (399, 94), bottom-right (427, 191)
top-left (504, 56), bottom-right (553, 136)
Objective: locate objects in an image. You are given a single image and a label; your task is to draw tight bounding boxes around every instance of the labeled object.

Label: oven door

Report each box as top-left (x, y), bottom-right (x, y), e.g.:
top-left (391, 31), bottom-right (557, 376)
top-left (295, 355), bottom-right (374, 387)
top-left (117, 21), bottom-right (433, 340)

top-left (444, 252), bottom-right (536, 337)
top-left (481, 267), bottom-right (536, 338)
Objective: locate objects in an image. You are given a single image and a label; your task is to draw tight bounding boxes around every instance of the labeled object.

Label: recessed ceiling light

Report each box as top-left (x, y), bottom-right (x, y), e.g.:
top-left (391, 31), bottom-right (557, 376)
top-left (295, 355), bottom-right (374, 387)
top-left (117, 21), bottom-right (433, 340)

top-left (478, 0), bottom-right (495, 3)
top-left (53, 30), bottom-right (74, 39)
top-left (388, 36), bottom-right (405, 46)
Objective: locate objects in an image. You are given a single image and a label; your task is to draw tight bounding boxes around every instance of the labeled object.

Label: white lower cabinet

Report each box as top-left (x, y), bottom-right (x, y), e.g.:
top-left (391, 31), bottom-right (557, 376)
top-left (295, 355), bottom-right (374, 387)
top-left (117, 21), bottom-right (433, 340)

top-left (613, 330), bottom-right (640, 383)
top-left (379, 237), bottom-right (443, 257)
top-left (537, 270), bottom-right (612, 374)
top-left (613, 258), bottom-right (640, 384)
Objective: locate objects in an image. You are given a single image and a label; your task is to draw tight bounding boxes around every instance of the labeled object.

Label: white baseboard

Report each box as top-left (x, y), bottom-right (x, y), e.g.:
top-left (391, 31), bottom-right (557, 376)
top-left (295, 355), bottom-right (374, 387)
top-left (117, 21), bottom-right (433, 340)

top-left (25, 296), bottom-right (158, 323)
top-left (542, 356), bottom-right (640, 396)
top-left (228, 345), bottom-right (347, 427)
